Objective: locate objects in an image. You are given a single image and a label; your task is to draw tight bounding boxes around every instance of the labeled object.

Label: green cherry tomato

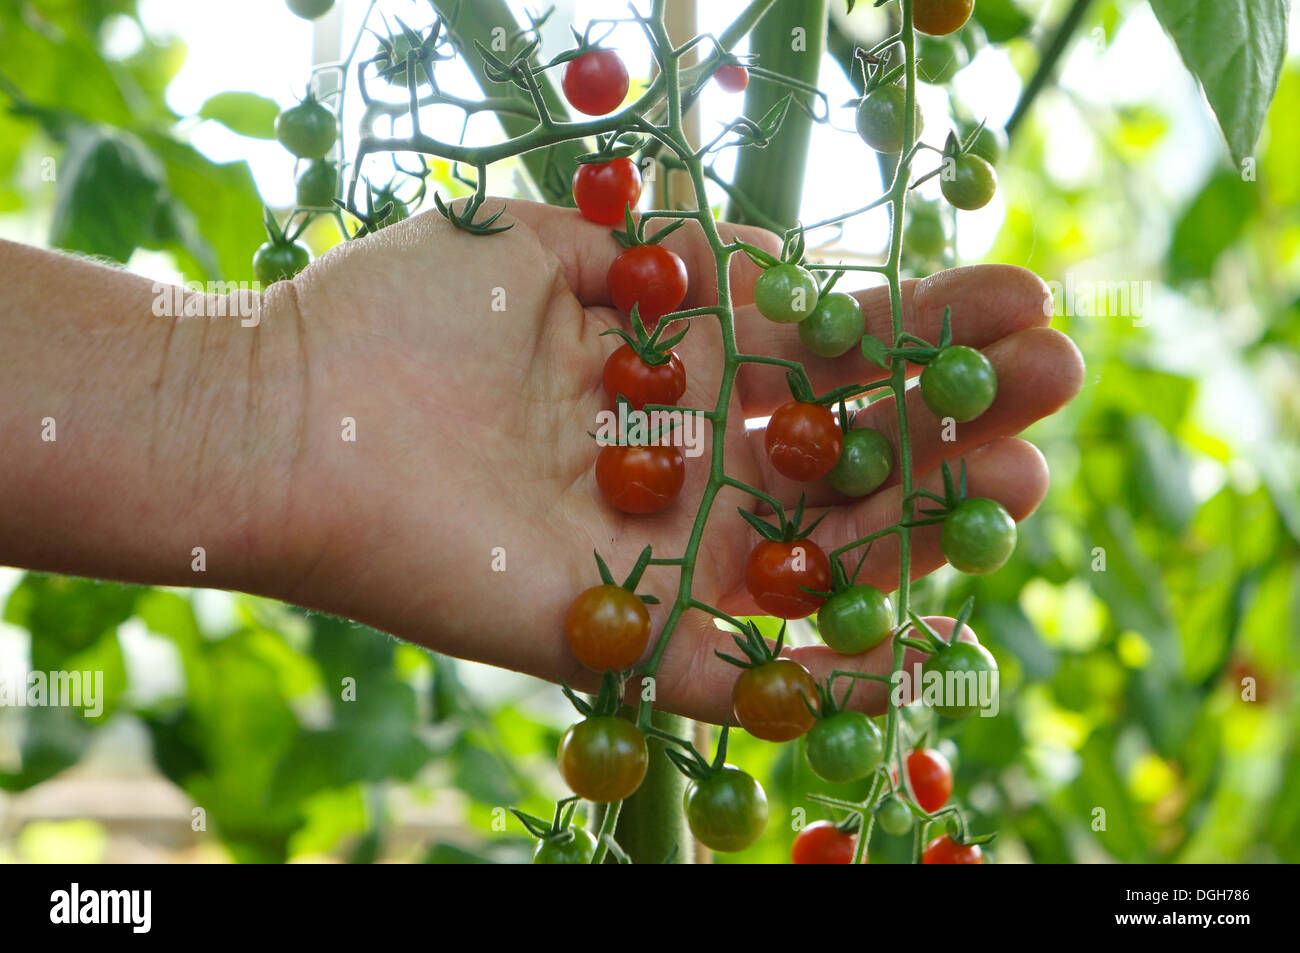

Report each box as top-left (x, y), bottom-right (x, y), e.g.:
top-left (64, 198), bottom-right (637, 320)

top-left (855, 85), bottom-right (922, 154)
top-left (922, 640), bottom-right (999, 718)
top-left (532, 827), bottom-right (597, 864)
top-left (876, 796), bottom-right (913, 836)
top-left (287, 0), bottom-right (335, 19)
top-left (919, 345), bottom-right (997, 422)
top-left (941, 153), bottom-right (997, 210)
top-left (917, 35), bottom-right (967, 85)
top-left (684, 766), bottom-right (769, 853)
top-left (798, 292), bottom-right (863, 358)
top-left (805, 711), bottom-right (883, 784)
top-left (754, 263), bottom-right (820, 324)
top-left (253, 241), bottom-right (310, 285)
top-left (817, 584), bottom-right (893, 655)
top-left (275, 97), bottom-right (337, 159)
top-left (826, 428), bottom-right (893, 498)
top-left (961, 122), bottom-right (1009, 167)
top-left (903, 204), bottom-right (948, 261)
top-left (557, 716), bottom-right (649, 802)
top-left (941, 497), bottom-right (1017, 574)
top-left (296, 159), bottom-right (337, 208)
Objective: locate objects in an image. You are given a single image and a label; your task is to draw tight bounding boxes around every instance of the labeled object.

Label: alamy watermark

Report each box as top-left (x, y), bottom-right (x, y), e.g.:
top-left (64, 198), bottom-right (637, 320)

top-left (152, 281), bottom-right (262, 327)
top-left (594, 404), bottom-right (707, 457)
top-left (0, 670), bottom-right (105, 717)
top-left (1045, 273), bottom-right (1154, 326)
top-left (890, 662), bottom-right (1000, 717)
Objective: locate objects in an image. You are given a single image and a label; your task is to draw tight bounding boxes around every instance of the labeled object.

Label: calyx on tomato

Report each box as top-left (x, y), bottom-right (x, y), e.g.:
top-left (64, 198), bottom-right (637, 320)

top-left (601, 301), bottom-right (689, 383)
top-left (737, 491), bottom-right (828, 552)
top-left (511, 795), bottom-right (596, 864)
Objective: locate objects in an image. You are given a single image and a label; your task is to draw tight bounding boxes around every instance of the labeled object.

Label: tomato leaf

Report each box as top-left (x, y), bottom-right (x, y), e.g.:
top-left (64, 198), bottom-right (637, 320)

top-left (860, 333), bottom-right (889, 368)
top-left (198, 91), bottom-right (281, 139)
top-left (972, 0), bottom-right (1033, 43)
top-left (1148, 0), bottom-right (1290, 165)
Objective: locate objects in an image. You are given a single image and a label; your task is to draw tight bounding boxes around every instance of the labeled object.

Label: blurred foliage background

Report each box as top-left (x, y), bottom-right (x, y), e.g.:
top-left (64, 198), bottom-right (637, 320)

top-left (0, 0), bottom-right (1297, 863)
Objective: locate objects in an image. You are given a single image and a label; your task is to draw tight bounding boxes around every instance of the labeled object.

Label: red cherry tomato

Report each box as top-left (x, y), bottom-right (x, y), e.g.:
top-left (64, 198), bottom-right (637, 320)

top-left (744, 538), bottom-right (831, 619)
top-left (562, 49), bottom-right (630, 116)
top-left (573, 158), bottom-right (642, 225)
top-left (607, 244), bottom-right (688, 327)
top-left (923, 834), bottom-right (983, 864)
top-left (714, 64), bottom-right (750, 93)
top-left (732, 658), bottom-right (818, 742)
top-left (791, 821), bottom-right (857, 864)
top-left (765, 401), bottom-right (843, 482)
top-left (894, 748), bottom-right (953, 813)
top-left (602, 346), bottom-right (686, 410)
top-left (595, 444), bottom-right (685, 514)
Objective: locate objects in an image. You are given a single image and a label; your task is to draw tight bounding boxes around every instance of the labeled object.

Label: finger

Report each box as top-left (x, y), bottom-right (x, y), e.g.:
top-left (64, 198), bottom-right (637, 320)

top-left (502, 198), bottom-right (782, 312)
top-left (647, 615), bottom-right (979, 725)
top-left (736, 264), bottom-right (1055, 416)
top-left (750, 327), bottom-right (1083, 509)
top-left (716, 437), bottom-right (1049, 617)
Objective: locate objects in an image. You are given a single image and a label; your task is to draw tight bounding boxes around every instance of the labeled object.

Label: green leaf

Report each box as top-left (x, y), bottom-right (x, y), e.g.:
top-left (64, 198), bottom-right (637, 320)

top-left (972, 0), bottom-right (1033, 43)
top-left (860, 333), bottom-right (888, 368)
top-left (198, 92), bottom-right (281, 140)
top-left (1149, 0), bottom-right (1291, 164)
top-left (49, 127), bottom-right (164, 263)
top-left (1167, 169), bottom-right (1259, 284)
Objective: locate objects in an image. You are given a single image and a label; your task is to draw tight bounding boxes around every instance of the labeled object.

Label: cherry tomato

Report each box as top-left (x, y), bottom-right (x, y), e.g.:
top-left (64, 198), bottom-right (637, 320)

top-left (595, 444), bottom-right (685, 514)
top-left (732, 658), bottom-right (818, 742)
top-left (754, 263), bottom-right (820, 323)
top-left (684, 766), bottom-right (768, 853)
top-left (295, 159), bottom-right (337, 209)
top-left (826, 427), bottom-right (893, 498)
top-left (875, 796), bottom-right (913, 835)
top-left (817, 584), bottom-right (893, 655)
top-left (923, 640), bottom-right (999, 718)
top-left (572, 157), bottom-right (642, 225)
top-left (607, 244), bottom-right (688, 326)
top-left (275, 97), bottom-right (337, 159)
top-left (744, 538), bottom-right (831, 619)
top-left (855, 85), bottom-right (922, 154)
top-left (919, 345), bottom-right (997, 422)
top-left (791, 821), bottom-right (856, 864)
top-left (805, 711), bottom-right (883, 783)
top-left (941, 153), bottom-right (997, 210)
top-left (565, 584), bottom-right (650, 671)
top-left (903, 203), bottom-right (948, 261)
top-left (562, 49), bottom-right (630, 116)
top-left (798, 292), bottom-right (864, 358)
top-left (765, 401), bottom-right (843, 482)
top-left (914, 0), bottom-right (975, 37)
top-left (253, 241), bottom-right (310, 285)
top-left (557, 715), bottom-right (648, 802)
top-left (714, 63), bottom-right (750, 93)
top-left (902, 747), bottom-right (953, 813)
top-left (602, 346), bottom-right (686, 410)
top-left (287, 0), bottom-right (334, 20)
top-left (917, 35), bottom-right (967, 84)
top-left (941, 497), bottom-right (1017, 573)
top-left (923, 834), bottom-right (983, 864)
top-left (532, 828), bottom-right (597, 864)
top-left (961, 122), bottom-right (1008, 167)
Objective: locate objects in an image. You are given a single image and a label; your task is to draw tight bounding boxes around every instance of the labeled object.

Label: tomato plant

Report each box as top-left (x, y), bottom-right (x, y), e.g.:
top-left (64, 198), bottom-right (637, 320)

top-left (765, 401), bottom-right (843, 482)
top-left (913, 0), bottom-right (975, 37)
top-left (683, 766), bottom-right (768, 853)
top-left (573, 157), bottom-right (642, 225)
top-left (941, 497), bottom-right (1017, 574)
top-left (565, 583), bottom-right (651, 671)
top-left (557, 715), bottom-right (649, 802)
top-left (274, 95), bottom-right (336, 159)
top-left (791, 821), bottom-right (856, 864)
top-left (562, 49), bottom-right (630, 116)
top-left (920, 344), bottom-right (997, 421)
top-left (817, 584), bottom-right (893, 655)
top-left (607, 243), bottom-right (688, 326)
top-left (923, 834), bottom-right (983, 864)
top-left (798, 291), bottom-right (864, 358)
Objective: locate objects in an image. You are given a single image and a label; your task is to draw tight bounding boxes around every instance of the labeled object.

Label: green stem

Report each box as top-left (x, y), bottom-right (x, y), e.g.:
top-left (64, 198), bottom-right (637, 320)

top-left (612, 710), bottom-right (694, 863)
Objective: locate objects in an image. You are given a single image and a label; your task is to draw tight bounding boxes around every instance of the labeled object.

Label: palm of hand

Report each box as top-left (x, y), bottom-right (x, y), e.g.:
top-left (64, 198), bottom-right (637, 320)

top-left (283, 199), bottom-right (1082, 725)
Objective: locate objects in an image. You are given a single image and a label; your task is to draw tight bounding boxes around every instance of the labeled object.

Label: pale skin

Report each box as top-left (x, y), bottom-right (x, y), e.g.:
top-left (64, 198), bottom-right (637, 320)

top-left (0, 199), bottom-right (1083, 724)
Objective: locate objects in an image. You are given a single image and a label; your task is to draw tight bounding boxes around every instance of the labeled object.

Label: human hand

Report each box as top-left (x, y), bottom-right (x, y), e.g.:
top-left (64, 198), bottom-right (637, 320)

top-left (258, 198), bottom-right (1083, 724)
